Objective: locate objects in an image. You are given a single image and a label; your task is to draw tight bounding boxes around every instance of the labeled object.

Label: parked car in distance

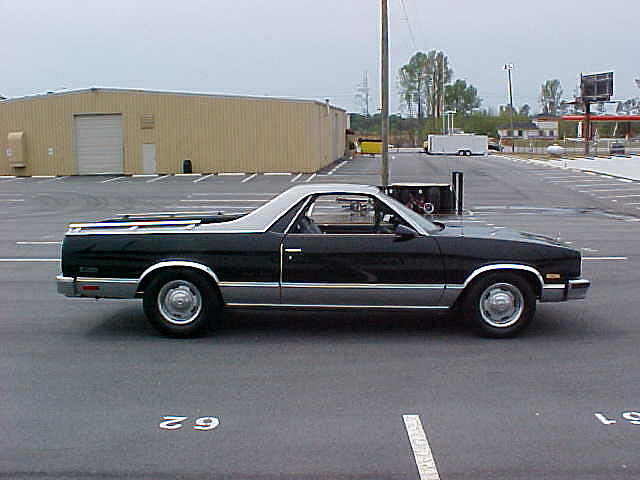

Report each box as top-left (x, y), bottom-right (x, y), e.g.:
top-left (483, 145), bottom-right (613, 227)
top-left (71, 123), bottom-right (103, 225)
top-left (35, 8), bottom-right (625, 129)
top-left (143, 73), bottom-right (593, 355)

top-left (488, 142), bottom-right (504, 151)
top-left (57, 184), bottom-right (590, 338)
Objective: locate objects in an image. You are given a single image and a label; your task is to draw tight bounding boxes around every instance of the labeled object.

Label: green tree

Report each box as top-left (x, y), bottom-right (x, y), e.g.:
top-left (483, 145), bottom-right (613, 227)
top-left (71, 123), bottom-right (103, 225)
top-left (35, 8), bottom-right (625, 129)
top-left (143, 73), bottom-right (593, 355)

top-left (539, 79), bottom-right (563, 116)
top-left (444, 79), bottom-right (481, 116)
top-left (397, 50), bottom-right (453, 118)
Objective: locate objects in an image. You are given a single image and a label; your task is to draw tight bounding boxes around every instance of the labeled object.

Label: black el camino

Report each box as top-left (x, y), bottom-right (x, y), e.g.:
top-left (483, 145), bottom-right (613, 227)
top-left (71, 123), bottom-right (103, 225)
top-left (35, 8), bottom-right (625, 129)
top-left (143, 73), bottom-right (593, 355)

top-left (56, 184), bottom-right (590, 338)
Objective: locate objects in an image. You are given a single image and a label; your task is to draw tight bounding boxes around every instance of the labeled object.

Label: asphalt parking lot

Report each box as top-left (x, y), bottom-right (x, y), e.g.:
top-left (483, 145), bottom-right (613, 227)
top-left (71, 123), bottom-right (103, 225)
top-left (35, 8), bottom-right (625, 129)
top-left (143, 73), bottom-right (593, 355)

top-left (2, 150), bottom-right (640, 479)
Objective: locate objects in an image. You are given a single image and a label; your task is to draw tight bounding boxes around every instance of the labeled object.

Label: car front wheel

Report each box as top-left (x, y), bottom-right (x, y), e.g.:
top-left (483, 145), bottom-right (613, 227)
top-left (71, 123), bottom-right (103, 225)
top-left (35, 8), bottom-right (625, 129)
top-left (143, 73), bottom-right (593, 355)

top-left (143, 269), bottom-right (219, 337)
top-left (463, 272), bottom-right (535, 338)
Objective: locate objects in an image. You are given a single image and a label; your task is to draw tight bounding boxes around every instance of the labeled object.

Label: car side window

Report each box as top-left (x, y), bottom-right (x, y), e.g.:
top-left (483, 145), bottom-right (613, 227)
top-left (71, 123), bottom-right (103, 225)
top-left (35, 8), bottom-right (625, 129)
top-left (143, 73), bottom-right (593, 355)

top-left (289, 194), bottom-right (402, 235)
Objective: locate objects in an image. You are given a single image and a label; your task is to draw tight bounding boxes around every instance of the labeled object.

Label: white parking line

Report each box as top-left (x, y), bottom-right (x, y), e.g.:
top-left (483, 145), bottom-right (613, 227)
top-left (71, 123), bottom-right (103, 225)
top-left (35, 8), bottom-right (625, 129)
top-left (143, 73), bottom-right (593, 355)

top-left (0, 199), bottom-right (25, 202)
top-left (403, 415), bottom-right (441, 480)
top-left (597, 194), bottom-right (640, 199)
top-left (190, 193), bottom-right (275, 196)
top-left (264, 172), bottom-right (291, 176)
top-left (549, 180), bottom-right (598, 184)
top-left (38, 176), bottom-right (69, 183)
top-left (242, 173), bottom-right (258, 183)
top-left (305, 173), bottom-right (317, 183)
top-left (0, 258), bottom-right (60, 262)
top-left (543, 176), bottom-right (590, 179)
top-left (100, 176), bottom-right (126, 183)
top-left (32, 175), bottom-right (56, 179)
top-left (180, 199), bottom-right (266, 203)
top-left (218, 172), bottom-right (245, 176)
top-left (146, 175), bottom-right (169, 183)
top-left (194, 174), bottom-right (215, 183)
top-left (16, 241), bottom-right (61, 245)
top-left (174, 173), bottom-right (201, 177)
top-left (574, 183), bottom-right (629, 188)
top-left (579, 189), bottom-right (640, 193)
top-left (291, 173), bottom-right (303, 182)
top-left (132, 174), bottom-right (158, 178)
top-left (583, 256), bottom-right (627, 261)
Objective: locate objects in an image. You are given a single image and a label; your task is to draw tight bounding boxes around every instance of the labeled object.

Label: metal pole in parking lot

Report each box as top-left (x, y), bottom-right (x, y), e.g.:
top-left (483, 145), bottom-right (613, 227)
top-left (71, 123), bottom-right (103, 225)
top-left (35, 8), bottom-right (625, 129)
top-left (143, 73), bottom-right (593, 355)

top-left (381, 0), bottom-right (390, 188)
top-left (504, 64), bottom-right (515, 152)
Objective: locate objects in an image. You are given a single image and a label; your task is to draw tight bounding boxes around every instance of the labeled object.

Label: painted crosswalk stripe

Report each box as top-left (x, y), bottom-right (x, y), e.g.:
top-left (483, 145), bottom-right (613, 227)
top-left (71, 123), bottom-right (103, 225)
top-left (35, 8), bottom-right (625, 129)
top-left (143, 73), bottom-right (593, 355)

top-left (305, 173), bottom-right (317, 183)
top-left (291, 173), bottom-right (303, 182)
top-left (403, 415), bottom-right (440, 480)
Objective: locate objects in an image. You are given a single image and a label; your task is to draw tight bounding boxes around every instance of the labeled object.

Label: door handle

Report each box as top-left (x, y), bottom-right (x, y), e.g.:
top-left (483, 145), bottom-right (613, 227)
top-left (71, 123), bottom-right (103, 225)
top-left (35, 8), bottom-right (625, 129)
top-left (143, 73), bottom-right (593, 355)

top-left (284, 248), bottom-right (303, 253)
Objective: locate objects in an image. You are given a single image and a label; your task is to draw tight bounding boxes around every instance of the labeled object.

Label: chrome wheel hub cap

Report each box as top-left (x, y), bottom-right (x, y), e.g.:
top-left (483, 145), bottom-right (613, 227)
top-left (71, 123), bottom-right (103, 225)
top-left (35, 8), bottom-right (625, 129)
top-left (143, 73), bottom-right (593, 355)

top-left (480, 282), bottom-right (524, 328)
top-left (158, 280), bottom-right (202, 325)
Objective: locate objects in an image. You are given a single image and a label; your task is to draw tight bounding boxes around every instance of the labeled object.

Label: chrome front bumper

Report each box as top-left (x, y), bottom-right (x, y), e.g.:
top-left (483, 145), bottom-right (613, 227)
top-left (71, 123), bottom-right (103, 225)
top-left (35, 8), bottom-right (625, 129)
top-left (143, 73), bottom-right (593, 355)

top-left (540, 278), bottom-right (590, 302)
top-left (56, 275), bottom-right (138, 298)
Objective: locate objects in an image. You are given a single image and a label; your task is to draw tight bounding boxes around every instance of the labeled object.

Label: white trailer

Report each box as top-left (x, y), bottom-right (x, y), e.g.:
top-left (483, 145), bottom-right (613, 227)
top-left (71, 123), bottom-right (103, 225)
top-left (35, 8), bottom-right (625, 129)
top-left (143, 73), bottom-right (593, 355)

top-left (424, 134), bottom-right (488, 156)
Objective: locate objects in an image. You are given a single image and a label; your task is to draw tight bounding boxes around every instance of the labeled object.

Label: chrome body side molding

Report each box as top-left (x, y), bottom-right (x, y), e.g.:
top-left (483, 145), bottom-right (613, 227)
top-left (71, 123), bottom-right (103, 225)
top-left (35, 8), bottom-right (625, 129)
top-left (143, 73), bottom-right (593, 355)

top-left (56, 275), bottom-right (138, 298)
top-left (225, 303), bottom-right (450, 310)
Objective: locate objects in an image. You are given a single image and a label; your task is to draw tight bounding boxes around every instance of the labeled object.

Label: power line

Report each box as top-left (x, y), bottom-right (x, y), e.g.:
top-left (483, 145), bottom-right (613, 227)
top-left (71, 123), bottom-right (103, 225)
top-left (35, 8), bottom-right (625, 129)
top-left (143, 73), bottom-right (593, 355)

top-left (398, 0), bottom-right (417, 51)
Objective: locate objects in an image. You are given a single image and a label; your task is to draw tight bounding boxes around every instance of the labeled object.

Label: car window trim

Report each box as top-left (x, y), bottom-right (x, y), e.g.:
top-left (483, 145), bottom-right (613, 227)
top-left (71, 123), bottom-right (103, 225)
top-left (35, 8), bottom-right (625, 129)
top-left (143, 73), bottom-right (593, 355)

top-left (282, 192), bottom-right (428, 236)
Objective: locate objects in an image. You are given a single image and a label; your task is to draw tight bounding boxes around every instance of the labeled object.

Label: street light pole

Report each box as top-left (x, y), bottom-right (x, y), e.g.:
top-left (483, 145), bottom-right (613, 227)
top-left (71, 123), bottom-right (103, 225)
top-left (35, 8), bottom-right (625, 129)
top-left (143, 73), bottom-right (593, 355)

top-left (381, 0), bottom-right (390, 188)
top-left (504, 64), bottom-right (515, 152)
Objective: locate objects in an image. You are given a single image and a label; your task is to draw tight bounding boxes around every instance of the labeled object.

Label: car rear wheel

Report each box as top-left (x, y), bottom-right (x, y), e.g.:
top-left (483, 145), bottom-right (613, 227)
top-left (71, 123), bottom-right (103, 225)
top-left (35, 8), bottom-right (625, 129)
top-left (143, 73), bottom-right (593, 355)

top-left (143, 269), bottom-right (219, 337)
top-left (463, 272), bottom-right (535, 338)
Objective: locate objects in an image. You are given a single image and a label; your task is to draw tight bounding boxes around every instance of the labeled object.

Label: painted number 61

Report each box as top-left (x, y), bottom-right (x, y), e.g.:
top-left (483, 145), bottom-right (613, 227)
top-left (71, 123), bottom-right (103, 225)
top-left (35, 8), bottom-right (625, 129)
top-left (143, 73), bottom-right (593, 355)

top-left (159, 416), bottom-right (220, 431)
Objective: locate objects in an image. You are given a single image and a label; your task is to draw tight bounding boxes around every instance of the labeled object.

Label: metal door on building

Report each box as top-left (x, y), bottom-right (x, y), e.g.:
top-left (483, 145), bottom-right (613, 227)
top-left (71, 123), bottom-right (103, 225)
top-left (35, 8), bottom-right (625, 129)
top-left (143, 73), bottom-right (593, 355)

top-left (74, 115), bottom-right (123, 175)
top-left (142, 144), bottom-right (156, 174)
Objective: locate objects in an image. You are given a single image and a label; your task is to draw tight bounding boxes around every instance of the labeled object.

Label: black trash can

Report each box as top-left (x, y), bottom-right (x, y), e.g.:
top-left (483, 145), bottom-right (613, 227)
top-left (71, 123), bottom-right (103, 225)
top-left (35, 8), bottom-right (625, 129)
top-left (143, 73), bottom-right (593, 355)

top-left (183, 159), bottom-right (193, 174)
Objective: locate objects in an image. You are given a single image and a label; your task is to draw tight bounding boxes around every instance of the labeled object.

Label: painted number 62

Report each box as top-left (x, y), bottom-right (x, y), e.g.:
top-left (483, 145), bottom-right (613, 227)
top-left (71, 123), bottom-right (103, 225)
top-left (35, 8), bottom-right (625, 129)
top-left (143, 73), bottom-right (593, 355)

top-left (159, 416), bottom-right (220, 431)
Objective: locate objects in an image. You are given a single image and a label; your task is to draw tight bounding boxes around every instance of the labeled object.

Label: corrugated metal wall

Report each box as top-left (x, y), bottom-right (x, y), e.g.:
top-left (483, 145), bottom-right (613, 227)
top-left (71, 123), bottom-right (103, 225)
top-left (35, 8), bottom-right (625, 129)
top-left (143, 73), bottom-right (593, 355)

top-left (0, 90), bottom-right (347, 176)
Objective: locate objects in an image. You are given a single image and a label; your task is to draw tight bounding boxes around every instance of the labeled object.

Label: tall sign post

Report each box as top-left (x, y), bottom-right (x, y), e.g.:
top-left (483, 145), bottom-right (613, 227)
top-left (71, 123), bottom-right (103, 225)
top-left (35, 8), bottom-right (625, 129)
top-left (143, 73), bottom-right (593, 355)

top-left (579, 72), bottom-right (613, 155)
top-left (503, 64), bottom-right (515, 152)
top-left (381, 0), bottom-right (390, 188)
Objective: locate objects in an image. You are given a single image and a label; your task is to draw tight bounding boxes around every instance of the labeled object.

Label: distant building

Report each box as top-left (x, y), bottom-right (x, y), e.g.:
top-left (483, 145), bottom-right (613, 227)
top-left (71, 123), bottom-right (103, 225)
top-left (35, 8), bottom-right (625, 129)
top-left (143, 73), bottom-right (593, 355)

top-left (0, 87), bottom-right (347, 176)
top-left (498, 118), bottom-right (559, 140)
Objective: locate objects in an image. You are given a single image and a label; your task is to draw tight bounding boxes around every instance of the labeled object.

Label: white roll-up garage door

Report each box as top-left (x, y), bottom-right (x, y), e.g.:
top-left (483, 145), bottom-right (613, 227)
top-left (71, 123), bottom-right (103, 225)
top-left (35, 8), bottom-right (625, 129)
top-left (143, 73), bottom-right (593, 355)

top-left (75, 115), bottom-right (123, 174)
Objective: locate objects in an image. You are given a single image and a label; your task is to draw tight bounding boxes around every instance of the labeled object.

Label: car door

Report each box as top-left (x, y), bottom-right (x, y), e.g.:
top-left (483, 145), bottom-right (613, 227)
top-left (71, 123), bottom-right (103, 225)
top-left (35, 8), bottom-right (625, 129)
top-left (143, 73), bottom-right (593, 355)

top-left (280, 193), bottom-right (445, 308)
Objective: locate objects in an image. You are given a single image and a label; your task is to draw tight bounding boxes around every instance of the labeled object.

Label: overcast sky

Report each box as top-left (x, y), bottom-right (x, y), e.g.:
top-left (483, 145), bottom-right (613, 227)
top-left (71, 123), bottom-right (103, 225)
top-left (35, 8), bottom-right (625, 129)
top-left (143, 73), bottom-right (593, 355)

top-left (1, 0), bottom-right (638, 114)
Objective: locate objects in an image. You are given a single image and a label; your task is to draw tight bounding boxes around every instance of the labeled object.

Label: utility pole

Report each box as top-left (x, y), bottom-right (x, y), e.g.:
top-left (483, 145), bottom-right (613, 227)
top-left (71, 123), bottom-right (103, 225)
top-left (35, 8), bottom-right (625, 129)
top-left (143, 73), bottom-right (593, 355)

top-left (381, 0), bottom-right (390, 188)
top-left (504, 64), bottom-right (514, 152)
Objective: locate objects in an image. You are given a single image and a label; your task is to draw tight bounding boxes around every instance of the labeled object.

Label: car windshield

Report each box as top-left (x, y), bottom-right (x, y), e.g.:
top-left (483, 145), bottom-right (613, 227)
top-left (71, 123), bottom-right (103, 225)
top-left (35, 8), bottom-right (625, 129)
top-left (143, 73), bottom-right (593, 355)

top-left (378, 190), bottom-right (441, 233)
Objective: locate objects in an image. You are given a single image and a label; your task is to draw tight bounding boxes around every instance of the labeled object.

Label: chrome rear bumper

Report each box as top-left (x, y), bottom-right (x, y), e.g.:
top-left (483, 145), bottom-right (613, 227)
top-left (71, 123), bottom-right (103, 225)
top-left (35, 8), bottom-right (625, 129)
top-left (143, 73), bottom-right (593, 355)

top-left (540, 278), bottom-right (590, 302)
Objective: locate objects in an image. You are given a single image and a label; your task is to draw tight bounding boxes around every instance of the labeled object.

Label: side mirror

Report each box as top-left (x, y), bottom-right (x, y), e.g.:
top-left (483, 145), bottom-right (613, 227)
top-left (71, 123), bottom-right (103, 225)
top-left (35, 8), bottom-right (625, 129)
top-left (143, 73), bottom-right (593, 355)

top-left (394, 224), bottom-right (417, 238)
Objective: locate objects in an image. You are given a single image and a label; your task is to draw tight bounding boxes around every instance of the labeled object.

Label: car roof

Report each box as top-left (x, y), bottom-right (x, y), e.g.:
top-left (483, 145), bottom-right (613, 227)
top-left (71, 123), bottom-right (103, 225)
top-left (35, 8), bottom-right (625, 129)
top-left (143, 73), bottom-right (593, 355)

top-left (200, 184), bottom-right (383, 232)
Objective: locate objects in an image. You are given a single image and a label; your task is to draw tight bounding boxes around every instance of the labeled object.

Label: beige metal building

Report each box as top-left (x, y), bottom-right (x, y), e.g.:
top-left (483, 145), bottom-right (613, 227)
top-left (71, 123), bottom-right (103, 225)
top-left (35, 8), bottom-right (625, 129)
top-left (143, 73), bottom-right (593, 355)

top-left (0, 88), bottom-right (348, 176)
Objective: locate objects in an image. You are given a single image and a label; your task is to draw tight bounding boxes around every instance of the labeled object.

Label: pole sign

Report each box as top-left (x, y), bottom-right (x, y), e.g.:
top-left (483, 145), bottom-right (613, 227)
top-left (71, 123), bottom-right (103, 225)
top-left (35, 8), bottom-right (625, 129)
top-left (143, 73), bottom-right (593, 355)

top-left (581, 72), bottom-right (614, 102)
